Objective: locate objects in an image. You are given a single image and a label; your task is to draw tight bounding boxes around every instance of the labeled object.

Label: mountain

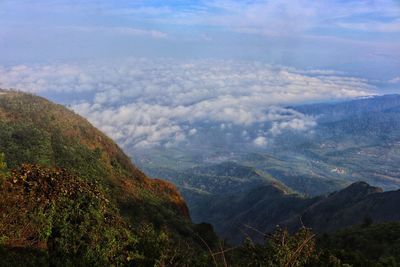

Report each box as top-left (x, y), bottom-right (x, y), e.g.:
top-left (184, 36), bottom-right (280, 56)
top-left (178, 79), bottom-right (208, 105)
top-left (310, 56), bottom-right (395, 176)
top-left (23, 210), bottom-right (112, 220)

top-left (136, 95), bottom-right (400, 245)
top-left (144, 161), bottom-right (331, 243)
top-left (293, 94), bottom-right (400, 119)
top-left (0, 89), bottom-right (190, 227)
top-left (147, 160), bottom-right (400, 244)
top-left (146, 161), bottom-right (287, 195)
top-left (144, 162), bottom-right (295, 241)
top-left (269, 94), bottom-right (400, 191)
top-left (0, 90), bottom-right (216, 266)
top-left (229, 181), bottom-right (400, 244)
top-left (287, 182), bottom-right (400, 233)
top-left (135, 94), bottom-right (400, 197)
top-left (2, 90), bottom-right (400, 266)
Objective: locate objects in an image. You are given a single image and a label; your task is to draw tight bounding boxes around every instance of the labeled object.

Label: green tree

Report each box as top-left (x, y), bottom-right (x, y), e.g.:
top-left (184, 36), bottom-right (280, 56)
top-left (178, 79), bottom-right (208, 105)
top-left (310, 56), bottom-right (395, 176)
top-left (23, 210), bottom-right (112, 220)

top-left (235, 226), bottom-right (318, 267)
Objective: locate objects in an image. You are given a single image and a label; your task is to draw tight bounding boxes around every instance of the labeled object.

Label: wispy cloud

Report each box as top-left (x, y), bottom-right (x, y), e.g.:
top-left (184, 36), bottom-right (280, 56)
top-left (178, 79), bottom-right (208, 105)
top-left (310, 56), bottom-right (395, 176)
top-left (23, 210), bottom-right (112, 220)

top-left (0, 0), bottom-right (399, 76)
top-left (64, 26), bottom-right (168, 38)
top-left (104, 0), bottom-right (400, 37)
top-left (388, 76), bottom-right (400, 84)
top-left (338, 19), bottom-right (400, 33)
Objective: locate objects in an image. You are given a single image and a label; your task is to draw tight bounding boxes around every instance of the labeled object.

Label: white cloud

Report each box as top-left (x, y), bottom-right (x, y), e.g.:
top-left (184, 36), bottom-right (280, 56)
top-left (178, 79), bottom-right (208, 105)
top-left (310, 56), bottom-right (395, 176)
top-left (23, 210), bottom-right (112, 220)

top-left (270, 117), bottom-right (317, 136)
top-left (188, 128), bottom-right (197, 136)
top-left (0, 64), bottom-right (97, 93)
top-left (253, 136), bottom-right (268, 147)
top-left (265, 107), bottom-right (317, 136)
top-left (388, 76), bottom-right (400, 84)
top-left (0, 59), bottom-right (375, 149)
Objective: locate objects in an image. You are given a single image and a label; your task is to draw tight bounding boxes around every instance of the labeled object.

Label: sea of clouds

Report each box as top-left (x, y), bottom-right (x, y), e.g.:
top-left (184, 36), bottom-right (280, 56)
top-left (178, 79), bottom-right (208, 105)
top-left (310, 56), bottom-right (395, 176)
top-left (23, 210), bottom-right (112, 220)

top-left (0, 59), bottom-right (374, 149)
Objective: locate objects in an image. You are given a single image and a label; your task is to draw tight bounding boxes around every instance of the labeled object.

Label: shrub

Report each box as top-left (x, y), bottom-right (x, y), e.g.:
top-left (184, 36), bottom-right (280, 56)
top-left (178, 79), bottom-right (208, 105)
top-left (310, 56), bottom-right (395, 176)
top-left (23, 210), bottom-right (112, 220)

top-left (0, 165), bottom-right (139, 266)
top-left (233, 226), bottom-right (318, 267)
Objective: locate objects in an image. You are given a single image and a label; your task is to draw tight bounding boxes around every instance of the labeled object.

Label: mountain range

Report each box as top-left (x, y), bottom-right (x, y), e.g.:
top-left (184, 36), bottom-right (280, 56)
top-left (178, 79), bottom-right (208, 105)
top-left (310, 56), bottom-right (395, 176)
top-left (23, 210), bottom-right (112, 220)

top-left (146, 161), bottom-right (400, 244)
top-left (141, 94), bottom-right (400, 243)
top-left (1, 89), bottom-right (400, 266)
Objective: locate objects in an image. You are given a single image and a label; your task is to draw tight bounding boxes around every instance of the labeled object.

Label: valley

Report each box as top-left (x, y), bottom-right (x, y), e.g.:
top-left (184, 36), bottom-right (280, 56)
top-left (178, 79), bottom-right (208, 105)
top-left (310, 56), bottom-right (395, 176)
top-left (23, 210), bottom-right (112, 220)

top-left (136, 95), bottom-right (400, 196)
top-left (137, 95), bottom-right (400, 244)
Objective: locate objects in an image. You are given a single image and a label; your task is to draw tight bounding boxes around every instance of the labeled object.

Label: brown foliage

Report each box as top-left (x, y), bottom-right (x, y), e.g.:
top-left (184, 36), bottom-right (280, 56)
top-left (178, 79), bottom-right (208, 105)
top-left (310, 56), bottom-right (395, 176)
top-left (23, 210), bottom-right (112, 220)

top-left (0, 164), bottom-right (109, 249)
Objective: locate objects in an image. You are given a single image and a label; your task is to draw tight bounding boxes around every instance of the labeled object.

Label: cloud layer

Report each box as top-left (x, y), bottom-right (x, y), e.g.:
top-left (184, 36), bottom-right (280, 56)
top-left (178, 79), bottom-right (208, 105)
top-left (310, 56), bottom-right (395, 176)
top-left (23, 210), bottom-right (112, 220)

top-left (0, 59), bottom-right (374, 149)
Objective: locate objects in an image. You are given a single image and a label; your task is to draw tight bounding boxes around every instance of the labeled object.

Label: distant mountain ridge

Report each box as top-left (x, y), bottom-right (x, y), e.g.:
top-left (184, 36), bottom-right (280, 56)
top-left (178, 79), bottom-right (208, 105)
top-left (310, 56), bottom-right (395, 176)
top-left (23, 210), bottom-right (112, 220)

top-left (293, 94), bottom-right (400, 119)
top-left (288, 182), bottom-right (400, 233)
top-left (148, 160), bottom-right (400, 244)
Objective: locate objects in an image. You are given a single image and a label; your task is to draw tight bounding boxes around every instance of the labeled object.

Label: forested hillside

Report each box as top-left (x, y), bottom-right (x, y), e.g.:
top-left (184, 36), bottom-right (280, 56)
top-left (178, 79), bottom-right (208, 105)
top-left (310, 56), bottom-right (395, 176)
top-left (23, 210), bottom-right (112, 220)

top-left (0, 90), bottom-right (216, 266)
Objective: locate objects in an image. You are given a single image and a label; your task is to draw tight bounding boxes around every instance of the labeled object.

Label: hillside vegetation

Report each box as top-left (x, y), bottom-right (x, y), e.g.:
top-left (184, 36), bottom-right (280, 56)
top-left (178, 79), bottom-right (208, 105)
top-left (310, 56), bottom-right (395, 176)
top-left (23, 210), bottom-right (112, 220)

top-left (0, 90), bottom-right (190, 228)
top-left (317, 222), bottom-right (400, 266)
top-left (0, 90), bottom-right (216, 266)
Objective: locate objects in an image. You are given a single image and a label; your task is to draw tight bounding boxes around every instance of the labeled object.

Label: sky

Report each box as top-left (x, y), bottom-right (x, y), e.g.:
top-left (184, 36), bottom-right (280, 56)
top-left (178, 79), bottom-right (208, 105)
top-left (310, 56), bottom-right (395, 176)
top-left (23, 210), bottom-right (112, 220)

top-left (1, 0), bottom-right (400, 77)
top-left (0, 0), bottom-right (399, 149)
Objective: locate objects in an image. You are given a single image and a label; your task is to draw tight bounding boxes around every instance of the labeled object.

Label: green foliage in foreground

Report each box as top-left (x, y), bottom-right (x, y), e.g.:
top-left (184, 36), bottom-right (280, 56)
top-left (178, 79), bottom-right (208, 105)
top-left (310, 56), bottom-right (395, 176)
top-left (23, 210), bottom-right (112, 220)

top-left (231, 227), bottom-right (318, 267)
top-left (0, 165), bottom-right (212, 267)
top-left (0, 165), bottom-right (134, 266)
top-left (317, 222), bottom-right (400, 267)
top-left (1, 165), bottom-right (400, 266)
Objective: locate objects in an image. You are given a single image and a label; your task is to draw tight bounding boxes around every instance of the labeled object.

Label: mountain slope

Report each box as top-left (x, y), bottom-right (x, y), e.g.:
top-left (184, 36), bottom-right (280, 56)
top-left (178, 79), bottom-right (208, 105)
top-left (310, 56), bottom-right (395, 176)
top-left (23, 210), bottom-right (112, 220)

top-left (146, 161), bottom-right (287, 195)
top-left (152, 158), bottom-right (400, 244)
top-left (0, 90), bottom-right (189, 226)
top-left (287, 182), bottom-right (400, 233)
top-left (0, 89), bottom-right (215, 265)
top-left (145, 162), bottom-right (309, 243)
top-left (228, 181), bottom-right (400, 243)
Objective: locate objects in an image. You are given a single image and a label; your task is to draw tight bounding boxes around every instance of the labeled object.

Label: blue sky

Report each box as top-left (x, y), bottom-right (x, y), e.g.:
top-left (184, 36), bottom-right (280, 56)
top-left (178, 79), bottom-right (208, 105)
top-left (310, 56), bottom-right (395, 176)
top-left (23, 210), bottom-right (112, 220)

top-left (0, 0), bottom-right (399, 78)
